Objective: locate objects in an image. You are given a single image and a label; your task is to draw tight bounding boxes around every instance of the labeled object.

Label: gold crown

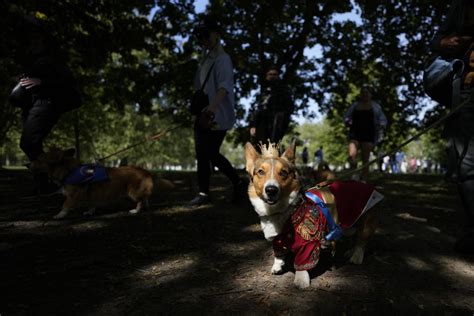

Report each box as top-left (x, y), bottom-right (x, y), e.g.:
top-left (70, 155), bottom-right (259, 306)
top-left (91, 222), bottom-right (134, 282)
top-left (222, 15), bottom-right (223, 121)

top-left (259, 141), bottom-right (280, 158)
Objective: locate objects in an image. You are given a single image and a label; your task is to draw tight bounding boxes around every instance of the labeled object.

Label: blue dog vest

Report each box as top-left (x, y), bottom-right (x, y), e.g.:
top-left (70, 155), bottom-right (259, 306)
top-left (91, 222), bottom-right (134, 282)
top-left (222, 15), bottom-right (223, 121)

top-left (63, 164), bottom-right (109, 185)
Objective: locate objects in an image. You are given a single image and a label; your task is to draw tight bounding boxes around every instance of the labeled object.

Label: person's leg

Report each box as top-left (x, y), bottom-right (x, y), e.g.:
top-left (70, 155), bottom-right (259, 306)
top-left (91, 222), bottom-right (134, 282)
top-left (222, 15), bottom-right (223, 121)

top-left (194, 128), bottom-right (212, 195)
top-left (455, 178), bottom-right (474, 254)
top-left (20, 99), bottom-right (59, 161)
top-left (451, 133), bottom-right (474, 253)
top-left (208, 130), bottom-right (241, 186)
top-left (188, 128), bottom-right (213, 206)
top-left (348, 140), bottom-right (359, 169)
top-left (360, 142), bottom-right (374, 181)
top-left (19, 99), bottom-right (60, 197)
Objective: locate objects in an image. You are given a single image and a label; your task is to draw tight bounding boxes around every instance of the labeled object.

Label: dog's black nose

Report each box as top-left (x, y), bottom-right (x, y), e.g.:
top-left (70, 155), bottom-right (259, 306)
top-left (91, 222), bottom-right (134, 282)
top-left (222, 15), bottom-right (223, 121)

top-left (265, 185), bottom-right (279, 198)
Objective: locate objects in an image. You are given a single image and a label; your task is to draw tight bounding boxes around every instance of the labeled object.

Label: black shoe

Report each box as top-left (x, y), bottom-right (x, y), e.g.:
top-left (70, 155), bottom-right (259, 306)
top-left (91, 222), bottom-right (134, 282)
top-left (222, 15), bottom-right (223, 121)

top-left (454, 231), bottom-right (474, 255)
top-left (232, 179), bottom-right (249, 204)
top-left (187, 194), bottom-right (211, 207)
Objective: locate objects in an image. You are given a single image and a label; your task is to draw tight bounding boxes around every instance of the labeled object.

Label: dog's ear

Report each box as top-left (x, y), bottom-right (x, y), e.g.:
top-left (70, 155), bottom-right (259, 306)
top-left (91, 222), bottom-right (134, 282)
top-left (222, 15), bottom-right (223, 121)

top-left (281, 142), bottom-right (296, 164)
top-left (245, 142), bottom-right (259, 175)
top-left (63, 148), bottom-right (76, 158)
top-left (43, 147), bottom-right (63, 163)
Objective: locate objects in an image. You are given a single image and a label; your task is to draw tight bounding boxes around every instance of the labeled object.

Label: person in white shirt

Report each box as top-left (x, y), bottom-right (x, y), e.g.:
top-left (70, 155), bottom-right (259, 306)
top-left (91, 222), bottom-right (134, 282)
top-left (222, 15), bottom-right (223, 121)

top-left (187, 16), bottom-right (245, 207)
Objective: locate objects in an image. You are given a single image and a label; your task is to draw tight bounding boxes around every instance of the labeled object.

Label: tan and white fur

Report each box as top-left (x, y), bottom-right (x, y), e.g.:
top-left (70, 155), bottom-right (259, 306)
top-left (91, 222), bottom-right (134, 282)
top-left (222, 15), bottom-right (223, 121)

top-left (245, 142), bottom-right (378, 289)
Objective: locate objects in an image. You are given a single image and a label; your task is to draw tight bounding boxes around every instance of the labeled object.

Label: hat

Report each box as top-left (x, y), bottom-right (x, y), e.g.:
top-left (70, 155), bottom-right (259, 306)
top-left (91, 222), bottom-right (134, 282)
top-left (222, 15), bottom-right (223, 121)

top-left (193, 16), bottom-right (222, 38)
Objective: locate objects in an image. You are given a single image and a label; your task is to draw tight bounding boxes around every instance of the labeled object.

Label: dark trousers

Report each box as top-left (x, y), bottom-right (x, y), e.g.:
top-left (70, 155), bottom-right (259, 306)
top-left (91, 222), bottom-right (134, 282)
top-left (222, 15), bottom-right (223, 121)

top-left (253, 120), bottom-right (288, 147)
top-left (446, 90), bottom-right (474, 227)
top-left (194, 128), bottom-right (240, 194)
top-left (20, 98), bottom-right (59, 161)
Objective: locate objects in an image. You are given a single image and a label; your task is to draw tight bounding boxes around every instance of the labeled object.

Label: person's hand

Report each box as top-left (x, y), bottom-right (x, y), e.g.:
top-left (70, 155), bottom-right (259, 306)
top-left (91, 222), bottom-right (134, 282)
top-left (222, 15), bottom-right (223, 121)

top-left (345, 118), bottom-right (352, 126)
top-left (20, 77), bottom-right (42, 89)
top-left (204, 103), bottom-right (218, 114)
top-left (250, 127), bottom-right (256, 136)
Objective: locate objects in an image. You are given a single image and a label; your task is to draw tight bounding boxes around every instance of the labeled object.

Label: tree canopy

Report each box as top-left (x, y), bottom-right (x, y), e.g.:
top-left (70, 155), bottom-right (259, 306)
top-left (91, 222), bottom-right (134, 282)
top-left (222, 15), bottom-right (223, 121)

top-left (0, 0), bottom-right (452, 166)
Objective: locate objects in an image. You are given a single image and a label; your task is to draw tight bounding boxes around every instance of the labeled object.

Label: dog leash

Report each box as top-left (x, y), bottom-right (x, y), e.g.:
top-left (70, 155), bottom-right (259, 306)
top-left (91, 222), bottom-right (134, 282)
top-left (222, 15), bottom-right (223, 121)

top-left (96, 125), bottom-right (181, 162)
top-left (315, 95), bottom-right (473, 188)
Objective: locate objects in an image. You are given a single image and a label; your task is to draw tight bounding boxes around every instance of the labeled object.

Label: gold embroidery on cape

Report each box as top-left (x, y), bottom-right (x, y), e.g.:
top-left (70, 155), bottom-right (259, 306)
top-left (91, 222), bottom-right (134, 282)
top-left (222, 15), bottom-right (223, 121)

top-left (296, 214), bottom-right (318, 241)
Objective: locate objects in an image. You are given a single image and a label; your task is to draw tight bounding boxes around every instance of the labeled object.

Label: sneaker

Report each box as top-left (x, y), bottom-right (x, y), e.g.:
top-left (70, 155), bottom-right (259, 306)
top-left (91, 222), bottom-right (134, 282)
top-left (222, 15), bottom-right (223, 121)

top-left (187, 193), bottom-right (211, 207)
top-left (232, 179), bottom-right (249, 204)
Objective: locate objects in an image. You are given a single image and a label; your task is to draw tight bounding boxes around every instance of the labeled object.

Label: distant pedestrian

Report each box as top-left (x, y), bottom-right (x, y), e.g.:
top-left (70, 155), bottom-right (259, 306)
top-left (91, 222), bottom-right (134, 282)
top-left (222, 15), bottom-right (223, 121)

top-left (249, 65), bottom-right (294, 147)
top-left (314, 146), bottom-right (324, 165)
top-left (344, 86), bottom-right (387, 181)
top-left (301, 146), bottom-right (309, 165)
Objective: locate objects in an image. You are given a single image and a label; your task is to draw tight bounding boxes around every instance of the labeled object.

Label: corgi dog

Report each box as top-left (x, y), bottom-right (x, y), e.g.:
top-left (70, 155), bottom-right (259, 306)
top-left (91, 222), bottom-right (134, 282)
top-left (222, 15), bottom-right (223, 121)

top-left (33, 148), bottom-right (155, 219)
top-left (312, 160), bottom-right (336, 183)
top-left (245, 142), bottom-right (383, 289)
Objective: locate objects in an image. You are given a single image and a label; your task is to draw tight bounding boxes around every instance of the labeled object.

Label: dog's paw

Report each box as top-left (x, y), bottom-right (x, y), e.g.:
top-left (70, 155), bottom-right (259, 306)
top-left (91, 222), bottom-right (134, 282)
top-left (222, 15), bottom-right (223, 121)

top-left (271, 257), bottom-right (285, 274)
top-left (346, 246), bottom-right (364, 265)
top-left (53, 209), bottom-right (70, 219)
top-left (129, 209), bottom-right (140, 215)
top-left (293, 270), bottom-right (310, 289)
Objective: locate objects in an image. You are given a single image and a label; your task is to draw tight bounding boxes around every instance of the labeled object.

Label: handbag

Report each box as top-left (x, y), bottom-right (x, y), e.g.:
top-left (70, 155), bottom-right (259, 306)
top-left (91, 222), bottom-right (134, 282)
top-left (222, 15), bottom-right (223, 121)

top-left (423, 56), bottom-right (464, 106)
top-left (196, 110), bottom-right (215, 130)
top-left (190, 62), bottom-right (215, 115)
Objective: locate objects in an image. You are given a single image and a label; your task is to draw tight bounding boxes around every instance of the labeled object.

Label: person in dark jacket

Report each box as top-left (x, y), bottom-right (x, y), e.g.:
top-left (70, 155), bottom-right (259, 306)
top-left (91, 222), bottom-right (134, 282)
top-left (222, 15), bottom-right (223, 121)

top-left (14, 17), bottom-right (80, 197)
top-left (249, 66), bottom-right (294, 148)
top-left (432, 0), bottom-right (474, 254)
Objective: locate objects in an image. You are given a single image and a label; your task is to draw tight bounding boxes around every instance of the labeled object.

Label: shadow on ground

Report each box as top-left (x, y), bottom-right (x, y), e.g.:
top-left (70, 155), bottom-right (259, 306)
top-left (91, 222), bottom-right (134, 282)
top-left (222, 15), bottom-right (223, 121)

top-left (0, 170), bottom-right (473, 315)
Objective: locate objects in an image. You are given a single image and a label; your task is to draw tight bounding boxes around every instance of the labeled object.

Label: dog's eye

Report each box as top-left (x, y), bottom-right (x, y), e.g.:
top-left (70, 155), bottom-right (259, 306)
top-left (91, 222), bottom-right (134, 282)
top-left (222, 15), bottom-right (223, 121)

top-left (257, 169), bottom-right (265, 176)
top-left (279, 170), bottom-right (288, 178)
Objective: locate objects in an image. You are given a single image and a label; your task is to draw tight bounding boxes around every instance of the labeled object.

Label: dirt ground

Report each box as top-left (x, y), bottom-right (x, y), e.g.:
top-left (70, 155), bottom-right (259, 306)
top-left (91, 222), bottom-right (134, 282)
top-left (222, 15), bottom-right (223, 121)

top-left (0, 169), bottom-right (473, 315)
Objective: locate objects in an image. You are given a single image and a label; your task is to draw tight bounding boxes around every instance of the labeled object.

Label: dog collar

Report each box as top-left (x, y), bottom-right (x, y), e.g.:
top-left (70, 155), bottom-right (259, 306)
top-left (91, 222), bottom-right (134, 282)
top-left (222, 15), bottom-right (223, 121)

top-left (258, 190), bottom-right (305, 221)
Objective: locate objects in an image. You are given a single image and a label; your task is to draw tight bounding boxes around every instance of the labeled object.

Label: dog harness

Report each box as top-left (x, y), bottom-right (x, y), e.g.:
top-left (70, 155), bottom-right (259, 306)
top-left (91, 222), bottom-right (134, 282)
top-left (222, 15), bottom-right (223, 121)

top-left (63, 164), bottom-right (109, 185)
top-left (272, 180), bottom-right (383, 271)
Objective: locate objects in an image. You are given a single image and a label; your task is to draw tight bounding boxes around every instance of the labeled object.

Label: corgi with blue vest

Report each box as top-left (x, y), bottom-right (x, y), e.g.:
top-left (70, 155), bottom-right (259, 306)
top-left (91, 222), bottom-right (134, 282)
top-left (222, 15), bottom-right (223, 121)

top-left (32, 148), bottom-right (165, 219)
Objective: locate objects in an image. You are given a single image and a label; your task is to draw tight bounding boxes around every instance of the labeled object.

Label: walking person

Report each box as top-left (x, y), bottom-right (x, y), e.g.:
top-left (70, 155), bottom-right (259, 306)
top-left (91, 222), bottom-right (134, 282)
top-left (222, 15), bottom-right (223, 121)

top-left (431, 0), bottom-right (474, 253)
top-left (11, 16), bottom-right (81, 197)
top-left (249, 66), bottom-right (294, 147)
top-left (187, 16), bottom-right (245, 207)
top-left (344, 86), bottom-right (387, 182)
top-left (301, 146), bottom-right (309, 165)
top-left (314, 146), bottom-right (324, 166)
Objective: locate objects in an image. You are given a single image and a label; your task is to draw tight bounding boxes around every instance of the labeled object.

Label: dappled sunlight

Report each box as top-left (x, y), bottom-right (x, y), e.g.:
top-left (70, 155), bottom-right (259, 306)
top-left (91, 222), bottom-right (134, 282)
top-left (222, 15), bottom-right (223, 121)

top-left (240, 223), bottom-right (262, 234)
top-left (71, 220), bottom-right (110, 232)
top-left (403, 255), bottom-right (433, 271)
top-left (134, 253), bottom-right (200, 280)
top-left (396, 212), bottom-right (428, 223)
top-left (437, 254), bottom-right (474, 279)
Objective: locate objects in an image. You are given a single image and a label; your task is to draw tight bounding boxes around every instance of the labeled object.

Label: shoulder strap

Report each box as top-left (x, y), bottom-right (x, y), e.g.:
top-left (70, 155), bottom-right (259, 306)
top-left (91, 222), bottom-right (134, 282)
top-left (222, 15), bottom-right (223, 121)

top-left (305, 191), bottom-right (343, 241)
top-left (200, 62), bottom-right (215, 92)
